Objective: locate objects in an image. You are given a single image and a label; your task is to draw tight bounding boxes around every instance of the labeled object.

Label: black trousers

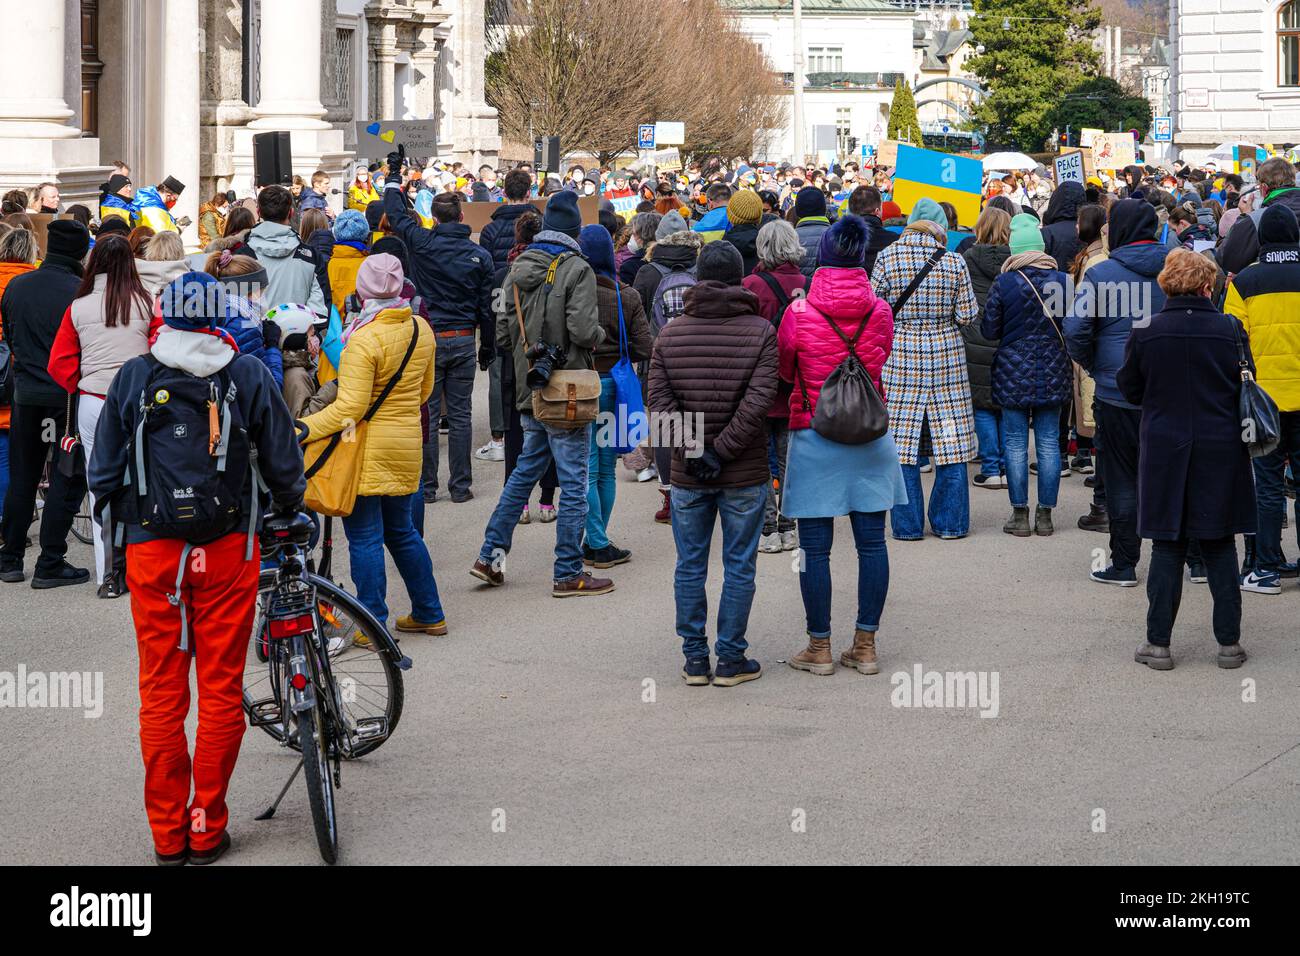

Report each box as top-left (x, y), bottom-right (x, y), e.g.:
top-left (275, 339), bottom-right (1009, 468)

top-left (1146, 536), bottom-right (1240, 647)
top-left (0, 401), bottom-right (86, 574)
top-left (1094, 401), bottom-right (1141, 572)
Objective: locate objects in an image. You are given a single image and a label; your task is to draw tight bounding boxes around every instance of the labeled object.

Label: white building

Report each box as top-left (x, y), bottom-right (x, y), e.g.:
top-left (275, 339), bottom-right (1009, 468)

top-left (726, 0), bottom-right (915, 162)
top-left (1170, 0), bottom-right (1300, 162)
top-left (0, 0), bottom-right (499, 247)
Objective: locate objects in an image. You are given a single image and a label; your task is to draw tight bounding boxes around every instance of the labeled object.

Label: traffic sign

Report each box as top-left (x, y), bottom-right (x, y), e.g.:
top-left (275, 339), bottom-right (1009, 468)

top-left (637, 124), bottom-right (656, 150)
top-left (1153, 116), bottom-right (1172, 142)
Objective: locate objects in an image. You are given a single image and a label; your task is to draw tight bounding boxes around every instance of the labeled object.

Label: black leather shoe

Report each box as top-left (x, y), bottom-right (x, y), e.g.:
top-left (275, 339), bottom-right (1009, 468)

top-left (189, 831), bottom-right (232, 866)
top-left (32, 562), bottom-right (90, 589)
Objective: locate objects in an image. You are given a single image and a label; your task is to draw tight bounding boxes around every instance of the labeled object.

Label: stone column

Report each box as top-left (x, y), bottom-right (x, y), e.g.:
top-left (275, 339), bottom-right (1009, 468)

top-left (0, 0), bottom-right (107, 207)
top-left (369, 24), bottom-right (399, 122)
top-left (161, 0), bottom-right (202, 247)
top-left (448, 0), bottom-right (500, 166)
top-left (232, 0), bottom-right (352, 209)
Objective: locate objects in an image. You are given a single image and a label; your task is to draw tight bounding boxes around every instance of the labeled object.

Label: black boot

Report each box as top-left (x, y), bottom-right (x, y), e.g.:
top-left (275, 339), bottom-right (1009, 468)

top-left (1077, 503), bottom-right (1109, 533)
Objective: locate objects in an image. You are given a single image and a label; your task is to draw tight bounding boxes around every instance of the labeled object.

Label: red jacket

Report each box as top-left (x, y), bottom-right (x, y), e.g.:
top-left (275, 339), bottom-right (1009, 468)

top-left (742, 262), bottom-right (806, 417)
top-left (777, 266), bottom-right (893, 429)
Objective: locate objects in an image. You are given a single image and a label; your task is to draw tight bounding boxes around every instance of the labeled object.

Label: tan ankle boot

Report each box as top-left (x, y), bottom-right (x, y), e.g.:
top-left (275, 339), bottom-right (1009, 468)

top-left (840, 629), bottom-right (879, 675)
top-left (789, 635), bottom-right (835, 676)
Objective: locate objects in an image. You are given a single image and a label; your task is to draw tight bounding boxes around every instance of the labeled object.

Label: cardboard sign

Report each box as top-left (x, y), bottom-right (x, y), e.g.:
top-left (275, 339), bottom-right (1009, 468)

top-left (1079, 127), bottom-right (1103, 148)
top-left (1054, 150), bottom-right (1085, 185)
top-left (610, 195), bottom-right (640, 222)
top-left (891, 144), bottom-right (982, 228)
top-left (652, 148), bottom-right (682, 172)
top-left (27, 213), bottom-right (79, 259)
top-left (1092, 133), bottom-right (1136, 171)
top-left (655, 121), bottom-right (685, 146)
top-left (458, 195), bottom-right (600, 240)
top-left (875, 139), bottom-right (899, 167)
top-left (355, 120), bottom-right (440, 159)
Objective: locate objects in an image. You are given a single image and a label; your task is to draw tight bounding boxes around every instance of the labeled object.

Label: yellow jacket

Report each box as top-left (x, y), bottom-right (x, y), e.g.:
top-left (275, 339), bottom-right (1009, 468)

top-left (1224, 258), bottom-right (1300, 412)
top-left (327, 245), bottom-right (366, 316)
top-left (346, 183), bottom-right (380, 213)
top-left (300, 306), bottom-right (435, 497)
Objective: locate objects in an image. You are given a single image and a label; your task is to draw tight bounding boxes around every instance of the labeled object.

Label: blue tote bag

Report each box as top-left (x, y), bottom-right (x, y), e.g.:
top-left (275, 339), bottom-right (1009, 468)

top-left (609, 284), bottom-right (648, 454)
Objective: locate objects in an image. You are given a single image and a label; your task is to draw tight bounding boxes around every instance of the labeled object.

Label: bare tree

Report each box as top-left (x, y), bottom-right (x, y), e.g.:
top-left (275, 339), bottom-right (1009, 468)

top-left (487, 0), bottom-right (785, 164)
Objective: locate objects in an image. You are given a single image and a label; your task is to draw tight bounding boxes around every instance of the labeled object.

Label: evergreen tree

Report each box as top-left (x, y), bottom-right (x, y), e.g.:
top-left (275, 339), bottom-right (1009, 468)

top-left (1050, 76), bottom-right (1153, 142)
top-left (968, 0), bottom-right (1101, 150)
top-left (887, 79), bottom-right (922, 144)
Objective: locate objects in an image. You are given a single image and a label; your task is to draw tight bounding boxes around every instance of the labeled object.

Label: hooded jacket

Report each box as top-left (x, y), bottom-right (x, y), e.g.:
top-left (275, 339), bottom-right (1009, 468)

top-left (46, 273), bottom-right (152, 397)
top-left (1224, 203), bottom-right (1300, 411)
top-left (691, 205), bottom-right (730, 243)
top-left (197, 201), bottom-right (227, 248)
top-left (0, 260), bottom-right (37, 427)
top-left (862, 214), bottom-right (898, 276)
top-left (1040, 181), bottom-right (1085, 271)
top-left (1064, 200), bottom-right (1169, 409)
top-left (87, 327), bottom-right (306, 539)
top-left (1220, 186), bottom-right (1300, 275)
top-left (135, 258), bottom-right (188, 297)
top-left (245, 221), bottom-right (326, 316)
top-left (303, 227), bottom-right (335, 306)
top-left (741, 261), bottom-right (807, 417)
top-left (479, 202), bottom-right (537, 269)
top-left (981, 260), bottom-right (1073, 410)
top-left (0, 255), bottom-right (83, 406)
top-left (496, 231), bottom-right (604, 411)
top-left (218, 295), bottom-right (284, 388)
top-left (961, 242), bottom-right (1011, 410)
top-left (776, 266), bottom-right (893, 429)
top-left (722, 222), bottom-right (760, 276)
top-left (383, 185), bottom-right (495, 339)
top-left (795, 216), bottom-right (832, 277)
top-left (647, 281), bottom-right (778, 488)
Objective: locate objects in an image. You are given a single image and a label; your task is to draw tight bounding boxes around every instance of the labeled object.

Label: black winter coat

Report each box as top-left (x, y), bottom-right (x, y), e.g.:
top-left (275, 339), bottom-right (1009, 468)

top-left (862, 215), bottom-right (898, 276)
top-left (981, 265), bottom-right (1072, 410)
top-left (0, 256), bottom-right (82, 407)
top-left (961, 243), bottom-right (1010, 411)
top-left (1040, 182), bottom-right (1086, 271)
top-left (618, 249), bottom-right (646, 286)
top-left (479, 202), bottom-right (536, 270)
top-left (723, 223), bottom-right (760, 276)
top-left (304, 228), bottom-right (335, 308)
top-left (1116, 295), bottom-right (1257, 541)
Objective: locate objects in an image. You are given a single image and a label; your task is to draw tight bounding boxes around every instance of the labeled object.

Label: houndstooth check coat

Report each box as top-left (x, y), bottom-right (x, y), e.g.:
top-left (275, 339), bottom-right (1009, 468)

top-left (870, 229), bottom-right (979, 466)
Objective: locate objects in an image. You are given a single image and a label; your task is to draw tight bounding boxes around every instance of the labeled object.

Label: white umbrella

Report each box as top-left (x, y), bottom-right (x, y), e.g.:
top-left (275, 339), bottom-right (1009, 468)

top-left (982, 151), bottom-right (1038, 171)
top-left (1205, 141), bottom-right (1262, 162)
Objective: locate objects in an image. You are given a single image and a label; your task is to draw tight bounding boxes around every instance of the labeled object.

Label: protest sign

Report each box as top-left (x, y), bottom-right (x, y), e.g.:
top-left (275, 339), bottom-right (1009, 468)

top-left (459, 195), bottom-right (600, 240)
top-left (1054, 150), bottom-right (1085, 185)
top-left (652, 148), bottom-right (682, 172)
top-left (875, 139), bottom-right (899, 167)
top-left (355, 120), bottom-right (439, 158)
top-left (891, 144), bottom-right (982, 228)
top-left (1092, 133), bottom-right (1136, 171)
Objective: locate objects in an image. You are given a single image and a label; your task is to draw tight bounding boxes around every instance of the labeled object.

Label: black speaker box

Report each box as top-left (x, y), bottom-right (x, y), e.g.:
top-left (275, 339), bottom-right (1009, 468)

top-left (253, 131), bottom-right (293, 188)
top-left (533, 136), bottom-right (561, 173)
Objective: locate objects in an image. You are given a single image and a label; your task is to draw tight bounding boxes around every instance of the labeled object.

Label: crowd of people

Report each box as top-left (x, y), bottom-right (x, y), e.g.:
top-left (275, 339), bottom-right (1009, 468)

top-left (3, 141), bottom-right (1297, 862)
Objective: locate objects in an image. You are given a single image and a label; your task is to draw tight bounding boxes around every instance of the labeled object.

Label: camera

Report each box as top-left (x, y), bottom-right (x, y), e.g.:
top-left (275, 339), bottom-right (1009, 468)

top-left (525, 341), bottom-right (567, 390)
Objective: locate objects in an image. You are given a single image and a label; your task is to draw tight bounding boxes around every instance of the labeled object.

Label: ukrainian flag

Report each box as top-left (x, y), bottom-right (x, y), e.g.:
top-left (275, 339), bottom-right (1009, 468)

top-left (890, 145), bottom-right (983, 230)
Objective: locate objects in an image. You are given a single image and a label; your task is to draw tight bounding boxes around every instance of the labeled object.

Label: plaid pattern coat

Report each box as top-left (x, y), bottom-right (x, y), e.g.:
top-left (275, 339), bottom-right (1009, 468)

top-left (870, 230), bottom-right (979, 466)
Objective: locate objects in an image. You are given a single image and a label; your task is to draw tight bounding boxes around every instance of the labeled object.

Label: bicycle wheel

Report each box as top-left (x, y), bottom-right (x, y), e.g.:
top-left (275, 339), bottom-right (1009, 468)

top-left (293, 633), bottom-right (338, 864)
top-left (243, 573), bottom-right (404, 758)
top-left (71, 494), bottom-right (93, 545)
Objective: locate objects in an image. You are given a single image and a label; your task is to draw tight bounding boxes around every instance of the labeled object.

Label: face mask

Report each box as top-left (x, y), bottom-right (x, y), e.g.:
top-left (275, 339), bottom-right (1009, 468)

top-left (627, 237), bottom-right (640, 253)
top-left (165, 196), bottom-right (177, 209)
top-left (358, 173), bottom-right (369, 183)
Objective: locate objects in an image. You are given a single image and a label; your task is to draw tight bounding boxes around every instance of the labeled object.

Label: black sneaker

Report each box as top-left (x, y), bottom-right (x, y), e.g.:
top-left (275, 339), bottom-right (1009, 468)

top-left (972, 472), bottom-right (1006, 489)
top-left (1090, 565), bottom-right (1138, 587)
top-left (97, 571), bottom-right (129, 599)
top-left (1187, 562), bottom-right (1208, 584)
top-left (1273, 560), bottom-right (1299, 579)
top-left (188, 830), bottom-right (232, 866)
top-left (713, 658), bottom-right (762, 687)
top-left (583, 544), bottom-right (631, 569)
top-left (1070, 454), bottom-right (1095, 475)
top-left (681, 657), bottom-right (712, 686)
top-left (31, 562), bottom-right (90, 590)
top-left (1083, 475), bottom-right (1097, 488)
top-left (0, 561), bottom-right (24, 584)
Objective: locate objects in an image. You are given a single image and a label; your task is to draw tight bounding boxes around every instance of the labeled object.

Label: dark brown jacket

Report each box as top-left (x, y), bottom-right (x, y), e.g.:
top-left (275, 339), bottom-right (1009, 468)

top-left (648, 281), bottom-right (778, 489)
top-left (592, 277), bottom-right (653, 373)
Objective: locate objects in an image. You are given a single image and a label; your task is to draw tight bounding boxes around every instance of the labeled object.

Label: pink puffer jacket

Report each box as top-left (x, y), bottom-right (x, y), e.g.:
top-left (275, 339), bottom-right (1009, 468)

top-left (777, 266), bottom-right (893, 429)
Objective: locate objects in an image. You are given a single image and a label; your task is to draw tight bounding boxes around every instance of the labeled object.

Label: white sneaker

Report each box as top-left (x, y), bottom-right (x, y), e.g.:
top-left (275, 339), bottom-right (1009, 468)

top-left (919, 462), bottom-right (934, 474)
top-left (475, 439), bottom-right (505, 462)
top-left (635, 465), bottom-right (658, 483)
top-left (780, 529), bottom-right (799, 551)
top-left (1240, 570), bottom-right (1282, 595)
top-left (759, 532), bottom-right (783, 553)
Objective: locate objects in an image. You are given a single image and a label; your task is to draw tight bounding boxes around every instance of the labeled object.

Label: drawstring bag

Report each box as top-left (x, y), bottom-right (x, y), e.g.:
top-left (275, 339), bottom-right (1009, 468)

top-left (795, 311), bottom-right (889, 445)
top-left (608, 284), bottom-right (647, 454)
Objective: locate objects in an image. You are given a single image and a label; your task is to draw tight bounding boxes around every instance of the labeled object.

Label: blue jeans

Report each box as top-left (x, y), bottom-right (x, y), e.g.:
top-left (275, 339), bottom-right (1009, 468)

top-left (670, 483), bottom-right (766, 663)
top-left (584, 374), bottom-right (619, 551)
top-left (342, 492), bottom-right (445, 626)
top-left (797, 511), bottom-right (889, 636)
top-left (1002, 405), bottom-right (1062, 508)
top-left (478, 414), bottom-right (590, 581)
top-left (1251, 410), bottom-right (1300, 570)
top-left (892, 462), bottom-right (969, 539)
top-left (973, 408), bottom-right (1004, 477)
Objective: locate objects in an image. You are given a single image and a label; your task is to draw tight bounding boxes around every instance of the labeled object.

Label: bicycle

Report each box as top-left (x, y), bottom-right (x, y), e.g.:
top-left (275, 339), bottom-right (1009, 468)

top-left (244, 511), bottom-right (411, 863)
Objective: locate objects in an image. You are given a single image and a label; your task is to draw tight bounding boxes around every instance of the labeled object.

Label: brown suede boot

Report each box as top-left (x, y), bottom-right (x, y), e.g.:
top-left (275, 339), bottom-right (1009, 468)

top-left (788, 636), bottom-right (835, 675)
top-left (840, 629), bottom-right (879, 675)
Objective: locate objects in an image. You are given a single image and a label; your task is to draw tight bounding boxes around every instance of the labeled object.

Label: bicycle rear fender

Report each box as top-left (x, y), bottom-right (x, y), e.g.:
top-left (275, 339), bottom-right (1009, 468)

top-left (307, 572), bottom-right (413, 670)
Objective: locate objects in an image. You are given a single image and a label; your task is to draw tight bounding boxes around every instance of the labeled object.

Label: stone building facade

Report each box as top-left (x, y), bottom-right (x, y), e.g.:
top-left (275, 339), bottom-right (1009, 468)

top-left (0, 0), bottom-right (499, 246)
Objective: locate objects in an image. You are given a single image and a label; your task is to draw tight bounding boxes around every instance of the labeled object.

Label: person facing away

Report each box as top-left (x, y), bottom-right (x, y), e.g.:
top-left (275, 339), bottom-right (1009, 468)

top-left (1117, 249), bottom-right (1256, 671)
top-left (648, 241), bottom-right (778, 688)
top-left (961, 206), bottom-right (1012, 490)
top-left (87, 270), bottom-right (305, 866)
top-left (245, 185), bottom-right (326, 318)
top-left (981, 213), bottom-right (1073, 537)
top-left (1064, 198), bottom-right (1169, 588)
top-left (0, 220), bottom-right (93, 589)
top-left (471, 189), bottom-right (612, 598)
top-left (298, 254), bottom-right (446, 637)
top-left (777, 215), bottom-right (905, 679)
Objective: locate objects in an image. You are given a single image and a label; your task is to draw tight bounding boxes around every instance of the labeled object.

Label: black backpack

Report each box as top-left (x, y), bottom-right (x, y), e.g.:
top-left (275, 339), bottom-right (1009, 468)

top-left (796, 312), bottom-right (889, 445)
top-left (127, 357), bottom-right (257, 545)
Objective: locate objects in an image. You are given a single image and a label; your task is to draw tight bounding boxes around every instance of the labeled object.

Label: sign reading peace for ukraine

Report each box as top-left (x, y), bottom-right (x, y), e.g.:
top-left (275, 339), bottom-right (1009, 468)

top-left (355, 120), bottom-right (439, 157)
top-left (890, 144), bottom-right (982, 229)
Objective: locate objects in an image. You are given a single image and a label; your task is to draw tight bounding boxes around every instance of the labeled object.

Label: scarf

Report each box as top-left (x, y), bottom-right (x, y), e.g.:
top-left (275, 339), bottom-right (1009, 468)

top-left (343, 295), bottom-right (406, 346)
top-left (905, 219), bottom-right (947, 244)
top-left (1001, 251), bottom-right (1058, 273)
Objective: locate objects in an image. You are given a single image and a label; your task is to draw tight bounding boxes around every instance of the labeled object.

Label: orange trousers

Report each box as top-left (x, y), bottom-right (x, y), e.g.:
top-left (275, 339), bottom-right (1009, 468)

top-left (127, 532), bottom-right (259, 855)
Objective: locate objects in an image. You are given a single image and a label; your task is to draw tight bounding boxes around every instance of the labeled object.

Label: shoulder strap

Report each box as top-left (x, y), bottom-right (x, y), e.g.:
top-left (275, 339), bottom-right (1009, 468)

top-left (1014, 270), bottom-right (1067, 351)
top-left (361, 317), bottom-right (419, 424)
top-left (892, 247), bottom-right (946, 315)
top-left (513, 284), bottom-right (530, 352)
top-left (755, 270), bottom-right (791, 315)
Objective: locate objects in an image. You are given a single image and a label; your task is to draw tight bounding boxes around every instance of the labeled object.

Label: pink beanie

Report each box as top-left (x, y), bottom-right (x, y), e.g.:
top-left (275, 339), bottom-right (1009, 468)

top-left (355, 252), bottom-right (404, 300)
